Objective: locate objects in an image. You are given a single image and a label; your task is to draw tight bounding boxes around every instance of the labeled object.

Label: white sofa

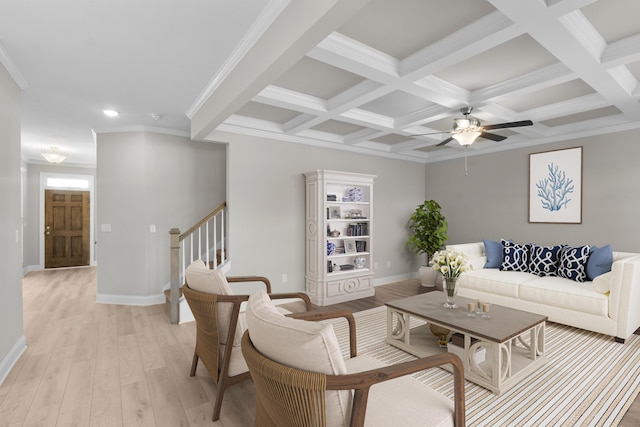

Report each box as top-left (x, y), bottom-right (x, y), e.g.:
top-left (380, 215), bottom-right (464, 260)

top-left (447, 242), bottom-right (640, 343)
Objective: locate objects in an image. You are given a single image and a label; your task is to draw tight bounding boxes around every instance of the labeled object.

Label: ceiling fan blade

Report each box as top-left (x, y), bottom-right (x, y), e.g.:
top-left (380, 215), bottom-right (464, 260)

top-left (409, 130), bottom-right (451, 137)
top-left (479, 132), bottom-right (507, 142)
top-left (436, 136), bottom-right (454, 147)
top-left (482, 120), bottom-right (533, 130)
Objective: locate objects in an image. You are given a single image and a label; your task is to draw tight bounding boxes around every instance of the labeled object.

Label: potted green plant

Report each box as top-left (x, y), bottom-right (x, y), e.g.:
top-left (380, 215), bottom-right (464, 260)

top-left (406, 200), bottom-right (448, 288)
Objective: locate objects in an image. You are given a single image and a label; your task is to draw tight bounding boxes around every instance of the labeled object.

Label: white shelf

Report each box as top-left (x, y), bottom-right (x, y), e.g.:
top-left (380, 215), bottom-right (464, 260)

top-left (328, 268), bottom-right (370, 277)
top-left (305, 170), bottom-right (376, 306)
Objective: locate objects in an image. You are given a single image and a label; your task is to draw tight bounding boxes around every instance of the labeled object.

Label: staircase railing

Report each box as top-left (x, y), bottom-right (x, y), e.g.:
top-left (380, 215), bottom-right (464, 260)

top-left (169, 201), bottom-right (228, 323)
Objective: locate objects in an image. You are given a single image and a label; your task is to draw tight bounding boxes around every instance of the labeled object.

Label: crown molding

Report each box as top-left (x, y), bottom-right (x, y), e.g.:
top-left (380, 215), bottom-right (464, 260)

top-left (92, 125), bottom-right (190, 138)
top-left (0, 41), bottom-right (28, 90)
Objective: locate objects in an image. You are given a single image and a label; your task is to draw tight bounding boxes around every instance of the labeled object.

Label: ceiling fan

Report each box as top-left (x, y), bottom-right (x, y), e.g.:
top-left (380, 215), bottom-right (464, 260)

top-left (412, 107), bottom-right (533, 147)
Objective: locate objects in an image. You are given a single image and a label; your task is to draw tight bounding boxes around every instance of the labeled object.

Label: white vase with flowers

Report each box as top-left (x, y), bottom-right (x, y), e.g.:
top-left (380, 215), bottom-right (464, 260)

top-left (430, 249), bottom-right (472, 309)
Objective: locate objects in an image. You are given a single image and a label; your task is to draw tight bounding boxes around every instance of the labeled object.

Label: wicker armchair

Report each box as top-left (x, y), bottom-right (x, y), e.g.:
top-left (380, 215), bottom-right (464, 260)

top-left (242, 290), bottom-right (465, 427)
top-left (182, 261), bottom-right (311, 421)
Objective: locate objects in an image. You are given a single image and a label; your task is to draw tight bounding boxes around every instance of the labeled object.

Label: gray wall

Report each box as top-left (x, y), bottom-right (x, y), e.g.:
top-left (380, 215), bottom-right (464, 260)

top-left (425, 129), bottom-right (640, 252)
top-left (96, 130), bottom-right (226, 300)
top-left (22, 163), bottom-right (96, 268)
top-left (0, 63), bottom-right (25, 381)
top-left (223, 133), bottom-right (427, 293)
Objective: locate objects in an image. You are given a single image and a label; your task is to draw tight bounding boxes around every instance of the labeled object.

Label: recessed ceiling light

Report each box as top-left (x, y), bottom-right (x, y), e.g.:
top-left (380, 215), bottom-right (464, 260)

top-left (103, 109), bottom-right (119, 117)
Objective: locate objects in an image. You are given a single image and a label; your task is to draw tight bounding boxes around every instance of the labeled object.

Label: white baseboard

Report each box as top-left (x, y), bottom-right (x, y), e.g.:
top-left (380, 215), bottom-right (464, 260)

top-left (0, 336), bottom-right (26, 386)
top-left (22, 264), bottom-right (40, 275)
top-left (96, 293), bottom-right (166, 306)
top-left (373, 272), bottom-right (418, 286)
top-left (178, 297), bottom-right (195, 324)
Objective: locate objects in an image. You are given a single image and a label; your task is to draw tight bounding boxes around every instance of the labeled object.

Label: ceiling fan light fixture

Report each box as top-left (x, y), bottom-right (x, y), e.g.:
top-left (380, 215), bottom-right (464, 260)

top-left (41, 146), bottom-right (68, 164)
top-left (454, 118), bottom-right (470, 130)
top-left (452, 130), bottom-right (481, 146)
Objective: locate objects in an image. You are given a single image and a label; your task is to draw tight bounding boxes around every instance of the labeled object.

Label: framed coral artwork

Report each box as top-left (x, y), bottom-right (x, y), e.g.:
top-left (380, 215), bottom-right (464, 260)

top-left (529, 146), bottom-right (582, 223)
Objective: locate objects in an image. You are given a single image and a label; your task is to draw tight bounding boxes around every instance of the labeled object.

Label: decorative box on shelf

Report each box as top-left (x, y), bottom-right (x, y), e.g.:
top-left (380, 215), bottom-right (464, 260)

top-left (304, 170), bottom-right (376, 306)
top-left (448, 333), bottom-right (487, 365)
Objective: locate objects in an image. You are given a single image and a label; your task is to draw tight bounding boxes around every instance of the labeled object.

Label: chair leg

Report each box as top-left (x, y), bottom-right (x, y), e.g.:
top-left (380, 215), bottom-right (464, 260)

top-left (212, 382), bottom-right (226, 421)
top-left (190, 352), bottom-right (199, 377)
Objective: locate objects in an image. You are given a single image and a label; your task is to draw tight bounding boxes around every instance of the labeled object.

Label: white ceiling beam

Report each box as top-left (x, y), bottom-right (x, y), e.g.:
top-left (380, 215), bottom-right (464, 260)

top-left (190, 0), bottom-right (375, 141)
top-left (308, 32), bottom-right (400, 82)
top-left (282, 113), bottom-right (323, 134)
top-left (482, 93), bottom-right (609, 128)
top-left (395, 104), bottom-right (457, 129)
top-left (339, 108), bottom-right (394, 130)
top-left (344, 128), bottom-right (381, 144)
top-left (602, 34), bottom-right (640, 67)
top-left (544, 0), bottom-right (599, 16)
top-left (470, 63), bottom-right (576, 105)
top-left (255, 85), bottom-right (328, 114)
top-left (401, 10), bottom-right (522, 78)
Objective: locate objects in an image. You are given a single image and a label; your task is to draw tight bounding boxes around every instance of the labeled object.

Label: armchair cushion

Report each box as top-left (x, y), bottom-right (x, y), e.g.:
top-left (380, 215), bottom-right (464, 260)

top-left (345, 355), bottom-right (455, 427)
top-left (246, 290), bottom-right (350, 426)
top-left (185, 260), bottom-right (245, 346)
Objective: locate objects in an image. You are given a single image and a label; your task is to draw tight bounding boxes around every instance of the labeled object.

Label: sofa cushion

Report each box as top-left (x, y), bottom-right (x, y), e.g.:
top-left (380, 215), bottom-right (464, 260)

top-left (500, 240), bottom-right (530, 272)
top-left (483, 239), bottom-right (503, 268)
top-left (519, 276), bottom-right (608, 316)
top-left (586, 245), bottom-right (613, 280)
top-left (558, 245), bottom-right (591, 282)
top-left (185, 260), bottom-right (245, 347)
top-left (458, 269), bottom-right (534, 298)
top-left (529, 244), bottom-right (563, 277)
top-left (245, 289), bottom-right (349, 426)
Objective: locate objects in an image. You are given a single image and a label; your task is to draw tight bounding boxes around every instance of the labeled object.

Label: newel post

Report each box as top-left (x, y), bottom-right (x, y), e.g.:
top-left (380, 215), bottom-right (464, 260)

top-left (169, 228), bottom-right (181, 324)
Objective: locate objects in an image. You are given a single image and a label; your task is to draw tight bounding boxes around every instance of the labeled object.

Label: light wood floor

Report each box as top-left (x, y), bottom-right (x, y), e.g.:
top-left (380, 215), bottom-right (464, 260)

top-left (0, 267), bottom-right (638, 426)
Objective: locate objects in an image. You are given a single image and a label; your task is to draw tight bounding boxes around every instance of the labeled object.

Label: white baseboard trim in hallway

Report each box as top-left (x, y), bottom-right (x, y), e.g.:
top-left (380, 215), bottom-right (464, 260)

top-left (96, 293), bottom-right (166, 306)
top-left (0, 336), bottom-right (26, 386)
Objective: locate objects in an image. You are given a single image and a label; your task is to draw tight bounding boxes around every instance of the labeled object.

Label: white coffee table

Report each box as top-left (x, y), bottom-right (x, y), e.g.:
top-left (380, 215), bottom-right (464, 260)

top-left (386, 292), bottom-right (547, 395)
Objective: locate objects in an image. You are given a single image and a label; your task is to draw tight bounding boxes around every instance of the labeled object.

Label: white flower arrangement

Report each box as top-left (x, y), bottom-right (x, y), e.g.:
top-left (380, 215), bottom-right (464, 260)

top-left (430, 249), bottom-right (472, 278)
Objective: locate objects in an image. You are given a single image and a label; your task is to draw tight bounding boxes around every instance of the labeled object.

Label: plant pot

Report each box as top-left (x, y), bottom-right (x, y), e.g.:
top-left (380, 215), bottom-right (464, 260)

top-left (418, 266), bottom-right (437, 288)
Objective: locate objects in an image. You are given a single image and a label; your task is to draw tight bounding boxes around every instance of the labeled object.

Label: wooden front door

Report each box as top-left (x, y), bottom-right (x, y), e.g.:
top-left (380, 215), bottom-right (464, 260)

top-left (44, 190), bottom-right (90, 268)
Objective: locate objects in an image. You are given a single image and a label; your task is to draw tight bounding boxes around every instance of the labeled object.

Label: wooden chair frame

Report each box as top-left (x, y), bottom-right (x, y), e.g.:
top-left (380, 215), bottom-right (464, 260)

top-left (242, 310), bottom-right (465, 427)
top-left (182, 276), bottom-right (311, 421)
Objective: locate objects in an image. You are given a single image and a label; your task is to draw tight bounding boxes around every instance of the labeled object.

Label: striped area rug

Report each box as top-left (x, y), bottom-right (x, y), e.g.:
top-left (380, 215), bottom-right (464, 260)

top-left (326, 306), bottom-right (640, 426)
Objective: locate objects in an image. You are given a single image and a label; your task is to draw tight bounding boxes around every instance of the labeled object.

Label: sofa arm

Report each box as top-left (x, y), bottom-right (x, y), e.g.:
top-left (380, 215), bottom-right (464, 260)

top-left (446, 242), bottom-right (487, 270)
top-left (608, 255), bottom-right (640, 340)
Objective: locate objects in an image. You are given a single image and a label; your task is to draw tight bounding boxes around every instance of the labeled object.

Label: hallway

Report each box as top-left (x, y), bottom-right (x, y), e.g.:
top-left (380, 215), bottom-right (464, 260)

top-left (0, 267), bottom-right (254, 426)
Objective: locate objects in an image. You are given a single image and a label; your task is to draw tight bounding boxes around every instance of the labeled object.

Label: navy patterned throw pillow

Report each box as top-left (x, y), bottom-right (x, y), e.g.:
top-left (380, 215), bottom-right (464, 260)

top-left (529, 244), bottom-right (564, 277)
top-left (557, 245), bottom-right (592, 282)
top-left (500, 240), bottom-right (530, 272)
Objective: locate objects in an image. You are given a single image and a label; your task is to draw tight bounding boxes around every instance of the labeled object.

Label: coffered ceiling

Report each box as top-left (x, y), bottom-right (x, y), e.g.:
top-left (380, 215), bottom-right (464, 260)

top-left (2, 0), bottom-right (640, 166)
top-left (195, 0), bottom-right (640, 163)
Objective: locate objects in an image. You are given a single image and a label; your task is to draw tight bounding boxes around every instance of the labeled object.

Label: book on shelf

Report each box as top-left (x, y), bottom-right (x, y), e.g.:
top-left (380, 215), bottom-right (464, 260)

top-left (355, 240), bottom-right (367, 252)
top-left (346, 222), bottom-right (368, 236)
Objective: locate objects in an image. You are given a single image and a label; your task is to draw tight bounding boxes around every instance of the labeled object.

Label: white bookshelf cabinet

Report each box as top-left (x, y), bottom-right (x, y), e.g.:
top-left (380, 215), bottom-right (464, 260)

top-left (304, 170), bottom-right (376, 305)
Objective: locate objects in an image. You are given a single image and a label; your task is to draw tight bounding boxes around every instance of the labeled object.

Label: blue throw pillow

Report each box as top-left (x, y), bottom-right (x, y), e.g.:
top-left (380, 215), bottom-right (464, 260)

top-left (500, 240), bottom-right (530, 272)
top-left (483, 239), bottom-right (504, 268)
top-left (529, 244), bottom-right (564, 277)
top-left (586, 244), bottom-right (613, 280)
top-left (557, 245), bottom-right (592, 282)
